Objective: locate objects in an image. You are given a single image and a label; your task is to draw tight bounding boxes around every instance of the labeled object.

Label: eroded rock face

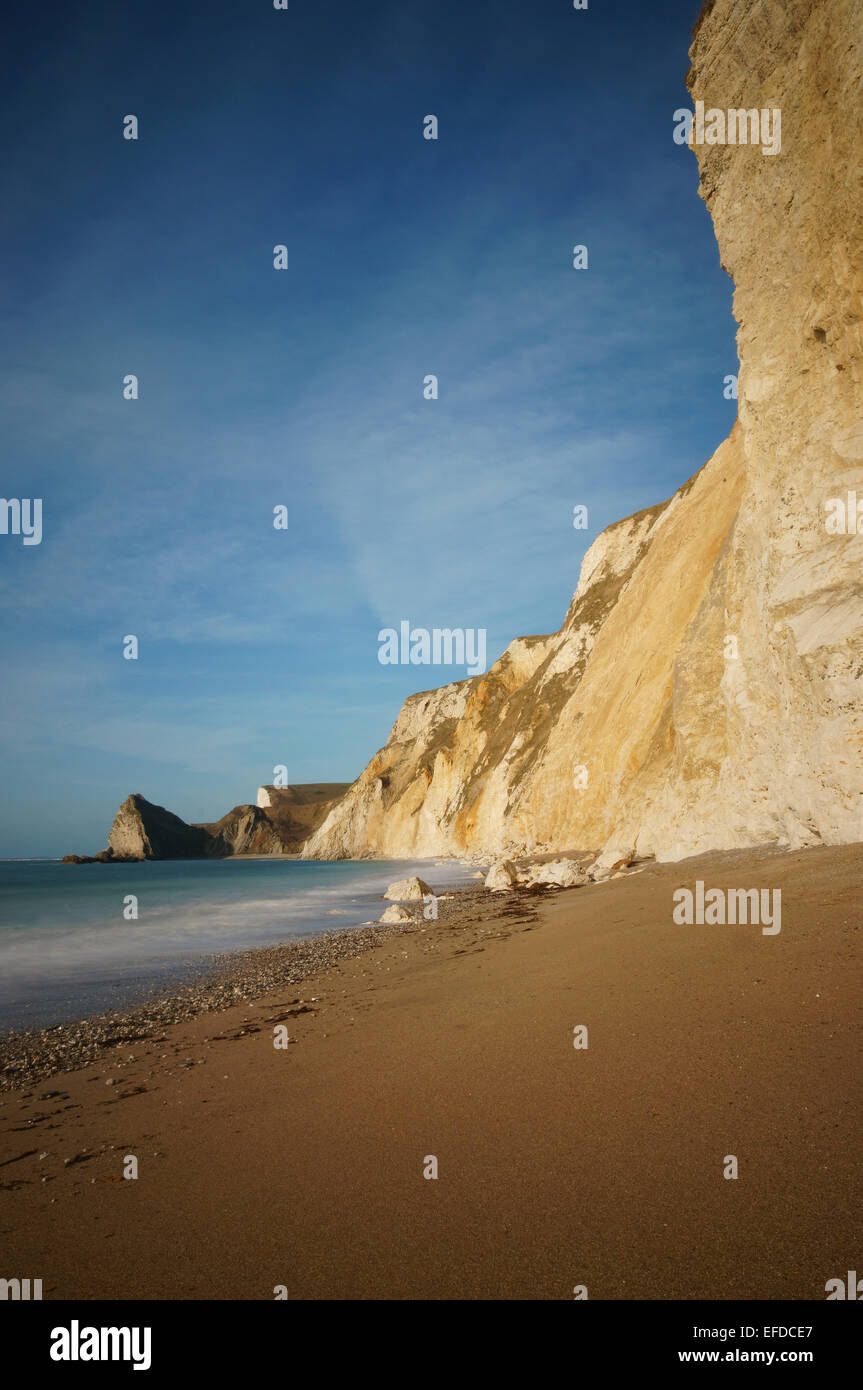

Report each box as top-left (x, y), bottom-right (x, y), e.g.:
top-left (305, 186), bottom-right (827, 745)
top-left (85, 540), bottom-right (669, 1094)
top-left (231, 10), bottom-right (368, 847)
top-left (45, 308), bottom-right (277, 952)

top-left (305, 0), bottom-right (863, 865)
top-left (83, 784), bottom-right (352, 862)
top-left (106, 797), bottom-right (290, 859)
top-left (108, 795), bottom-right (216, 860)
top-left (199, 804), bottom-right (286, 856)
top-left (663, 0), bottom-right (863, 857)
top-left (244, 784), bottom-right (352, 851)
top-left (305, 497), bottom-right (677, 860)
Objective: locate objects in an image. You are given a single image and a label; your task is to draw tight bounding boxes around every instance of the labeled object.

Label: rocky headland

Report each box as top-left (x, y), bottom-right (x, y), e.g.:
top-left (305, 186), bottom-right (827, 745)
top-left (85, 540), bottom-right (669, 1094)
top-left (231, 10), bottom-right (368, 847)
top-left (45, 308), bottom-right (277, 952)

top-left (63, 784), bottom-right (349, 863)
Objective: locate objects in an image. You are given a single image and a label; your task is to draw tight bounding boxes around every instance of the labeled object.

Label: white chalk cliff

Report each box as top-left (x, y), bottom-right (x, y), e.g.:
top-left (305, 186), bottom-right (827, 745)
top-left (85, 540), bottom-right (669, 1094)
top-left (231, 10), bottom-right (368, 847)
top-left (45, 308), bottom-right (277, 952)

top-left (304, 0), bottom-right (863, 864)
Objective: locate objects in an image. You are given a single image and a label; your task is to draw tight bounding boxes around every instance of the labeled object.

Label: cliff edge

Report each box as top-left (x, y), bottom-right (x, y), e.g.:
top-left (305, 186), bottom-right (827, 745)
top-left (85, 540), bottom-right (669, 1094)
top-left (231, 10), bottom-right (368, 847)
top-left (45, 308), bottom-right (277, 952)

top-left (305, 0), bottom-right (863, 863)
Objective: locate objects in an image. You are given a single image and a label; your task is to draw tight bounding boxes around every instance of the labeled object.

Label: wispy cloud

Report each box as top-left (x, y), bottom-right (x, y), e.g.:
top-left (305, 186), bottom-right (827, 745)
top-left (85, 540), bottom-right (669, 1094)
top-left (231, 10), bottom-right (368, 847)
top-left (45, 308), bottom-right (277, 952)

top-left (0, 0), bottom-right (736, 854)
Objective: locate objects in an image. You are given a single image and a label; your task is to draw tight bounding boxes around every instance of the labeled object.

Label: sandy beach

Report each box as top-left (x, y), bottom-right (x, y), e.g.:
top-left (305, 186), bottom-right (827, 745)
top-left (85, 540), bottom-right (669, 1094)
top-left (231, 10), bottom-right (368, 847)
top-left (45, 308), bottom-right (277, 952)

top-left (1, 841), bottom-right (859, 1301)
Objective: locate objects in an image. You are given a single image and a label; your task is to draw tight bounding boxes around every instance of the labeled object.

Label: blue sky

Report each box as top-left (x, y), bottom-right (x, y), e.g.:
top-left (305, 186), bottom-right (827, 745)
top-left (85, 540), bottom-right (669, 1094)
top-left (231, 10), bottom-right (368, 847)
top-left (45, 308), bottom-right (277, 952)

top-left (0, 0), bottom-right (736, 857)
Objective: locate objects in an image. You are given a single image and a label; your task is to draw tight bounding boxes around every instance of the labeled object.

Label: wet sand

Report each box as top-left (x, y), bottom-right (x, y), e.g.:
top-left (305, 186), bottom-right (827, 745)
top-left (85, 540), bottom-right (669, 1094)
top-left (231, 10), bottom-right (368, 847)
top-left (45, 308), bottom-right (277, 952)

top-left (0, 842), bottom-right (860, 1300)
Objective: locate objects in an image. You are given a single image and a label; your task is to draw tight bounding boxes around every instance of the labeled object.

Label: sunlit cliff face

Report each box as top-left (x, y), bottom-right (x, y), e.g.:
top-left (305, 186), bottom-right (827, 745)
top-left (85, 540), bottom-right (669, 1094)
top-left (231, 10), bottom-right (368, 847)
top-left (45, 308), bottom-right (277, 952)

top-left (305, 0), bottom-right (863, 864)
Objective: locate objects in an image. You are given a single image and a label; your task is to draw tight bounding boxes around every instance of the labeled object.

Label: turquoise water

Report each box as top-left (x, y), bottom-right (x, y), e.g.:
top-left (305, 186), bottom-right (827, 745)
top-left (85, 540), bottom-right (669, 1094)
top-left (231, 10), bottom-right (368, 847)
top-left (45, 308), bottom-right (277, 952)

top-left (0, 858), bottom-right (471, 1031)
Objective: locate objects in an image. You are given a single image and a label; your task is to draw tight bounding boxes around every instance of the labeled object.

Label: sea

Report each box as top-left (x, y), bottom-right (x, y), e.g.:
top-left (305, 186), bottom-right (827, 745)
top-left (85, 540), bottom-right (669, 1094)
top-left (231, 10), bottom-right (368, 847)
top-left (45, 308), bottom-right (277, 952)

top-left (0, 857), bottom-right (475, 1032)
